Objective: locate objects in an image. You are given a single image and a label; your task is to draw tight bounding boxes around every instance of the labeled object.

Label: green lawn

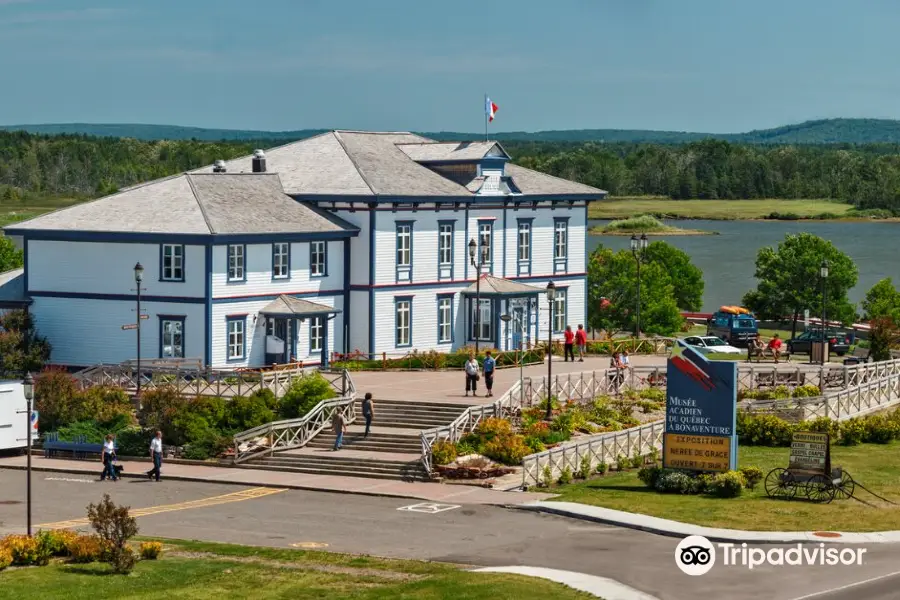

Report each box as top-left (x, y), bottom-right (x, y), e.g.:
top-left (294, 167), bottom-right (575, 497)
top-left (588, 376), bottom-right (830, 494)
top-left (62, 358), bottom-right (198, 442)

top-left (588, 197), bottom-right (855, 220)
top-left (0, 539), bottom-right (593, 599)
top-left (550, 442), bottom-right (900, 532)
top-left (0, 196), bottom-right (85, 228)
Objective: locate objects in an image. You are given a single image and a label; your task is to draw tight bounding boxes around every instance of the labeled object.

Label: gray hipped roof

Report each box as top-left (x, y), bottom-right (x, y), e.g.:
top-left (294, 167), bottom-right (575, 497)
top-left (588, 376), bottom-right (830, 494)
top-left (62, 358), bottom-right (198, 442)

top-left (462, 275), bottom-right (545, 296)
top-left (7, 173), bottom-right (358, 236)
top-left (396, 141), bottom-right (509, 162)
top-left (259, 295), bottom-right (340, 317)
top-left (0, 268), bottom-right (28, 306)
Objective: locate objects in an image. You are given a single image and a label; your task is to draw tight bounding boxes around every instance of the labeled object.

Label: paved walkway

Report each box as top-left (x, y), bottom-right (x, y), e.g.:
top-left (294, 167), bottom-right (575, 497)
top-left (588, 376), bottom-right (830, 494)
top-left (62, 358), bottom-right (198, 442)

top-left (516, 501), bottom-right (900, 544)
top-left (0, 454), bottom-right (554, 505)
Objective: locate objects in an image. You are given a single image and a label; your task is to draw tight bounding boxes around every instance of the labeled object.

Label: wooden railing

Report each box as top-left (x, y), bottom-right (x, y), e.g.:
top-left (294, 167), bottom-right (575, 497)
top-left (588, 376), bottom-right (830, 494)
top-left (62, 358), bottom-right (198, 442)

top-left (232, 369), bottom-right (357, 464)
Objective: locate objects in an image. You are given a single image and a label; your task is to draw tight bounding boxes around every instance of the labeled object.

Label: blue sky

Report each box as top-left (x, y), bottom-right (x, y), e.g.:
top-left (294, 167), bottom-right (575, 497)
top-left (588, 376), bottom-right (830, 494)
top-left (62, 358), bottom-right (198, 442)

top-left (2, 0), bottom-right (900, 133)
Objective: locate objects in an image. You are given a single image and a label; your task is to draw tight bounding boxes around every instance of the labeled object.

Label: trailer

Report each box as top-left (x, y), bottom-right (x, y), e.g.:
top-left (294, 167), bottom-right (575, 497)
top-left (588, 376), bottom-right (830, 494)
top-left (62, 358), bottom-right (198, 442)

top-left (0, 381), bottom-right (37, 452)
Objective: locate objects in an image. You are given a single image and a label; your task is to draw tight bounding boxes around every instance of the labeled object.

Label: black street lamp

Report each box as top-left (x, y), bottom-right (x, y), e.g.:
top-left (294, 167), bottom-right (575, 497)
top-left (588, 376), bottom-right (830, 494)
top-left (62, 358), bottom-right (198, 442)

top-left (630, 233), bottom-right (649, 338)
top-left (820, 259), bottom-right (829, 365)
top-left (133, 262), bottom-right (144, 398)
top-left (545, 281), bottom-right (556, 420)
top-left (22, 371), bottom-right (34, 536)
top-left (469, 238), bottom-right (489, 354)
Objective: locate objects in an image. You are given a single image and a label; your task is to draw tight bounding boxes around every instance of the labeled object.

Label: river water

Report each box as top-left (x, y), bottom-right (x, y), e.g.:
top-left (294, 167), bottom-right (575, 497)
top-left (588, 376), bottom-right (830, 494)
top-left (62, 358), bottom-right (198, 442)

top-left (587, 219), bottom-right (900, 312)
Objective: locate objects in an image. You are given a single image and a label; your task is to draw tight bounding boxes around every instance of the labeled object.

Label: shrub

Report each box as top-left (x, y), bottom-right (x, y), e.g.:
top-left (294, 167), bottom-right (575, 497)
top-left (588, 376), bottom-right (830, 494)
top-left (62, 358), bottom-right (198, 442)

top-left (648, 446), bottom-right (660, 464)
top-left (863, 415), bottom-right (899, 444)
top-left (139, 386), bottom-right (187, 440)
top-left (473, 417), bottom-right (514, 442)
top-left (737, 412), bottom-right (796, 446)
top-left (66, 535), bottom-right (105, 564)
top-left (544, 430), bottom-right (570, 446)
top-left (431, 439), bottom-right (457, 465)
top-left (630, 451), bottom-right (644, 468)
top-left (542, 465), bottom-right (553, 487)
top-left (139, 541), bottom-right (163, 560)
top-left (224, 394), bottom-right (276, 432)
top-left (249, 388), bottom-right (280, 412)
top-left (75, 386), bottom-right (135, 427)
top-left (707, 471), bottom-right (745, 498)
top-left (654, 470), bottom-right (696, 494)
top-left (616, 454), bottom-right (630, 471)
top-left (482, 434), bottom-right (529, 466)
top-left (279, 373), bottom-right (336, 419)
top-left (596, 462), bottom-right (609, 475)
top-left (694, 473), bottom-right (715, 494)
top-left (0, 545), bottom-right (10, 571)
top-left (739, 466), bottom-right (763, 490)
top-left (558, 466), bottom-right (573, 485)
top-left (115, 426), bottom-right (151, 456)
top-left (792, 384), bottom-right (822, 398)
top-left (455, 440), bottom-right (477, 456)
top-left (550, 412), bottom-right (575, 436)
top-left (34, 368), bottom-right (80, 432)
top-left (577, 453), bottom-right (592, 480)
top-left (2, 534), bottom-right (51, 566)
top-left (36, 529), bottom-right (77, 557)
top-left (771, 385), bottom-right (792, 400)
top-left (524, 421), bottom-right (550, 440)
top-left (524, 436), bottom-right (546, 454)
top-left (638, 465), bottom-right (663, 488)
top-left (639, 388), bottom-right (665, 402)
top-left (839, 418), bottom-right (867, 446)
top-left (87, 494), bottom-right (139, 574)
top-left (803, 416), bottom-right (841, 439)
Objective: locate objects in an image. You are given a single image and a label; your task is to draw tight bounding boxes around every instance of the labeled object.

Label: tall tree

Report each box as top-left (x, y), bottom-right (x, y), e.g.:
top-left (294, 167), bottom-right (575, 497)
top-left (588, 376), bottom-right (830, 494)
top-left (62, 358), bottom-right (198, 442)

top-left (861, 278), bottom-right (900, 322)
top-left (0, 236), bottom-right (24, 272)
top-left (742, 233), bottom-right (858, 337)
top-left (0, 310), bottom-right (51, 376)
top-left (641, 241), bottom-right (704, 311)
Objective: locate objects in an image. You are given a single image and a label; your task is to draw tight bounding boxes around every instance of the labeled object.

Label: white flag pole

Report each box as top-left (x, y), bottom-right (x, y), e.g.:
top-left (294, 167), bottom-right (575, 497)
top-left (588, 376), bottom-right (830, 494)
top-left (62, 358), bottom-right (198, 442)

top-left (484, 93), bottom-right (488, 142)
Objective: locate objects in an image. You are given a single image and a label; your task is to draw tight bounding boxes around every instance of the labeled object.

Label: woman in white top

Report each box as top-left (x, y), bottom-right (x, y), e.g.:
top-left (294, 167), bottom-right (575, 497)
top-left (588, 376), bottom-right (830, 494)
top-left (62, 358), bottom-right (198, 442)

top-left (100, 434), bottom-right (118, 481)
top-left (464, 353), bottom-right (480, 397)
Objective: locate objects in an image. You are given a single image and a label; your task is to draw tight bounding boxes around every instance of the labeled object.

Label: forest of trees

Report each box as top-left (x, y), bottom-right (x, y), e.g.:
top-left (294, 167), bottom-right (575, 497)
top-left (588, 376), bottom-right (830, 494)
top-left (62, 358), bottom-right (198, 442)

top-left (2, 130), bottom-right (900, 213)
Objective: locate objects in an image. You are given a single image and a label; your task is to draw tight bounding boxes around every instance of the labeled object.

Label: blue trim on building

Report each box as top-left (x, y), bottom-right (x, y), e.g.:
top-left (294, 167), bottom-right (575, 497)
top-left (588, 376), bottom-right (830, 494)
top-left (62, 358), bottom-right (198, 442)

top-left (204, 244), bottom-right (212, 366)
top-left (342, 238), bottom-right (351, 353)
top-left (225, 314), bottom-right (247, 362)
top-left (584, 203), bottom-right (589, 329)
top-left (212, 290), bottom-right (345, 304)
top-left (516, 217), bottom-right (534, 276)
top-left (271, 242), bottom-right (291, 281)
top-left (368, 211), bottom-right (376, 357)
top-left (476, 218), bottom-right (494, 275)
top-left (437, 219), bottom-right (455, 281)
top-left (321, 317), bottom-right (330, 367)
top-left (463, 206), bottom-right (469, 280)
top-left (310, 240), bottom-right (328, 278)
top-left (288, 194), bottom-right (602, 204)
top-left (9, 229), bottom-right (358, 245)
top-left (227, 244), bottom-right (247, 283)
top-left (436, 293), bottom-right (455, 344)
top-left (394, 296), bottom-right (413, 348)
top-left (553, 216), bottom-right (570, 274)
top-left (395, 220), bottom-right (414, 283)
top-left (346, 271), bottom-right (587, 293)
top-left (501, 207), bottom-right (507, 278)
top-left (159, 243), bottom-right (185, 282)
top-left (29, 290), bottom-right (205, 304)
top-left (157, 314), bottom-right (186, 359)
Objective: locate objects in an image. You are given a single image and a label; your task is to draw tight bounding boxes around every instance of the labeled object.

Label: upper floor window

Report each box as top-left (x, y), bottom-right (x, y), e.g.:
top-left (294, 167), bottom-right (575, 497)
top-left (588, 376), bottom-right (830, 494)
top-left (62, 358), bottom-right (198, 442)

top-left (227, 245), bottom-right (245, 282)
top-left (554, 220), bottom-right (568, 260)
top-left (517, 221), bottom-right (531, 262)
top-left (438, 223), bottom-right (453, 265)
top-left (161, 244), bottom-right (184, 282)
top-left (272, 243), bottom-right (290, 279)
top-left (478, 221), bottom-right (493, 268)
top-left (310, 241), bottom-right (326, 277)
top-left (396, 224), bottom-right (411, 266)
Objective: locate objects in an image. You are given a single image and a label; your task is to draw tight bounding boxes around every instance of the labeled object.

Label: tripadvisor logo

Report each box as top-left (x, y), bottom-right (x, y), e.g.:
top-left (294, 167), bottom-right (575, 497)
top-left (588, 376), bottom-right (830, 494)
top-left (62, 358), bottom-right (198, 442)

top-left (675, 535), bottom-right (866, 575)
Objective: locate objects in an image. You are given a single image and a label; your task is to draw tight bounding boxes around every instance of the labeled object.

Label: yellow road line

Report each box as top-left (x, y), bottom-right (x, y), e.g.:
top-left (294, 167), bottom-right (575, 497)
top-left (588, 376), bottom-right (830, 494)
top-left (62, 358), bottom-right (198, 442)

top-left (37, 486), bottom-right (286, 529)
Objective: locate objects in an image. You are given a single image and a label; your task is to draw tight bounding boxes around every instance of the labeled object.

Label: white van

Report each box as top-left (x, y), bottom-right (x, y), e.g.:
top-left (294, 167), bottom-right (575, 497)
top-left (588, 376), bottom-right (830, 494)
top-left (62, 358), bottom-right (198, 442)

top-left (0, 381), bottom-right (38, 451)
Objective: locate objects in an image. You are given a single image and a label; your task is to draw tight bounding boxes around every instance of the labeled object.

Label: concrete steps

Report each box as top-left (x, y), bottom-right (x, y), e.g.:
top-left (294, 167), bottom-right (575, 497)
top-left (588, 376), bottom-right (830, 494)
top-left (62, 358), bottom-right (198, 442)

top-left (242, 450), bottom-right (428, 481)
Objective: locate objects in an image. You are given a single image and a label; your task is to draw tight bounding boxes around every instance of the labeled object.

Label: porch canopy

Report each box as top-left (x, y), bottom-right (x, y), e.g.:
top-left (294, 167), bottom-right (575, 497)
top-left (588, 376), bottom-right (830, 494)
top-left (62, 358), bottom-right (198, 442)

top-left (259, 294), bottom-right (341, 319)
top-left (462, 276), bottom-right (544, 351)
top-left (461, 274), bottom-right (544, 298)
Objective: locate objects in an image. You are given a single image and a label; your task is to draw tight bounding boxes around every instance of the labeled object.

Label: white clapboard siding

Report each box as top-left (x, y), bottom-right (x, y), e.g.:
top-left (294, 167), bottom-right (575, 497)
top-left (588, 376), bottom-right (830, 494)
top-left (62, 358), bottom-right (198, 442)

top-left (330, 210), bottom-right (371, 286)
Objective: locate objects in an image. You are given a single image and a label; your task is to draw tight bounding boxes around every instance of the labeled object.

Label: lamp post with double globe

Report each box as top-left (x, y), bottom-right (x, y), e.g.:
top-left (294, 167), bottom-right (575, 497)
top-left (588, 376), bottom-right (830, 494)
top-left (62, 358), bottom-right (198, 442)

top-left (545, 281), bottom-right (557, 420)
top-left (468, 238), bottom-right (489, 354)
top-left (630, 233), bottom-right (649, 338)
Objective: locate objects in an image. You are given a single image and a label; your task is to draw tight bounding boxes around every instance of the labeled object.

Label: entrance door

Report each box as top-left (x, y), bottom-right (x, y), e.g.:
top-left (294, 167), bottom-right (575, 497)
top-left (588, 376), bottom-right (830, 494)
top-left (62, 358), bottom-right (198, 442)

top-left (267, 318), bottom-right (291, 364)
top-left (512, 307), bottom-right (525, 350)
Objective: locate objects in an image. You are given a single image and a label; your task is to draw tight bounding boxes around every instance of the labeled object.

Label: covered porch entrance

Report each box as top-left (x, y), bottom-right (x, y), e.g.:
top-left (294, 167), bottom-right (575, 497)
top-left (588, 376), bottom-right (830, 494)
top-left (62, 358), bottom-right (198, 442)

top-left (259, 295), bottom-right (341, 367)
top-left (462, 275), bottom-right (542, 351)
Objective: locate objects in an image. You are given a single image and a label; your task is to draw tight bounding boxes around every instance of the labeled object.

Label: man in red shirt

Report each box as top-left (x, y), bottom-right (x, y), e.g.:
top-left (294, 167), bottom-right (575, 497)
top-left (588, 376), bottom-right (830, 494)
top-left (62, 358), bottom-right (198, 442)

top-left (575, 324), bottom-right (588, 362)
top-left (563, 325), bottom-right (575, 362)
top-left (767, 334), bottom-right (783, 364)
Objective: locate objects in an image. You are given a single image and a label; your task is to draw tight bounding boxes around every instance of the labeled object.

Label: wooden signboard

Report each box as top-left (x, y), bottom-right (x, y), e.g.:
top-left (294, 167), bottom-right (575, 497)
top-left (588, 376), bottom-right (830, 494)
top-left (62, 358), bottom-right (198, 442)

top-left (663, 433), bottom-right (732, 472)
top-left (789, 431), bottom-right (830, 474)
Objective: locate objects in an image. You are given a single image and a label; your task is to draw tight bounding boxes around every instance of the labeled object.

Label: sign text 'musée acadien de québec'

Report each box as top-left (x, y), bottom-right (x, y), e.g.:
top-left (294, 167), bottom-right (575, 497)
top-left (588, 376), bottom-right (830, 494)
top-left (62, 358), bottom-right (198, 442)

top-left (663, 341), bottom-right (738, 473)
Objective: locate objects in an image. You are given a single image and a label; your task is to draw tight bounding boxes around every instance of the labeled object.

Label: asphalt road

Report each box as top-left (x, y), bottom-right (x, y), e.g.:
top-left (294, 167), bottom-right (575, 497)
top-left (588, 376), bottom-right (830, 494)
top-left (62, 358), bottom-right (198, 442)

top-left (1, 469), bottom-right (899, 600)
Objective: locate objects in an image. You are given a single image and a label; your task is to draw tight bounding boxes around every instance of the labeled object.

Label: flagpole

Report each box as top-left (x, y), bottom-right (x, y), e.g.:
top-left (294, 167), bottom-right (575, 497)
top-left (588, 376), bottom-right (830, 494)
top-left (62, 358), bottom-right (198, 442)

top-left (484, 93), bottom-right (488, 142)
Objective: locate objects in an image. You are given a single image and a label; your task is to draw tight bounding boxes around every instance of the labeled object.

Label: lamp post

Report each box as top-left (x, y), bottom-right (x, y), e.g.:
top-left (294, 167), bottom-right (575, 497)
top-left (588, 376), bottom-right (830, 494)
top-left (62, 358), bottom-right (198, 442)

top-left (23, 371), bottom-right (33, 536)
top-left (545, 281), bottom-right (556, 420)
top-left (133, 262), bottom-right (144, 398)
top-left (820, 259), bottom-right (829, 365)
top-left (469, 238), bottom-right (489, 354)
top-left (630, 233), bottom-right (649, 338)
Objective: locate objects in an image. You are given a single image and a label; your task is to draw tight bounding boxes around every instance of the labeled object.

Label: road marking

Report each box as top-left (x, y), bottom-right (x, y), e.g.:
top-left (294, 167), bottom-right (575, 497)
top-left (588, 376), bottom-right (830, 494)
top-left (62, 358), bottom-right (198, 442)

top-left (789, 569), bottom-right (900, 600)
top-left (291, 542), bottom-right (329, 549)
top-left (37, 486), bottom-right (287, 529)
top-left (44, 477), bottom-right (95, 483)
top-left (397, 502), bottom-right (461, 514)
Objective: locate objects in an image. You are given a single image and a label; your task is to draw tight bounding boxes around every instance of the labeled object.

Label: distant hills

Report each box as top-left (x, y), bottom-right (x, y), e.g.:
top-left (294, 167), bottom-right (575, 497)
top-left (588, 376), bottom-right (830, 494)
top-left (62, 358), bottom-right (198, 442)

top-left (6, 118), bottom-right (900, 145)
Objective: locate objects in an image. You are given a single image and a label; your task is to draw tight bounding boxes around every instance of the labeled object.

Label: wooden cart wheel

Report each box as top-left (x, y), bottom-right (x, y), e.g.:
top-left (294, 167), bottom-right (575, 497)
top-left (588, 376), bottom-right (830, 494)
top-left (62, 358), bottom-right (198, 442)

top-left (805, 474), bottom-right (835, 504)
top-left (834, 470), bottom-right (855, 500)
top-left (765, 468), bottom-right (796, 499)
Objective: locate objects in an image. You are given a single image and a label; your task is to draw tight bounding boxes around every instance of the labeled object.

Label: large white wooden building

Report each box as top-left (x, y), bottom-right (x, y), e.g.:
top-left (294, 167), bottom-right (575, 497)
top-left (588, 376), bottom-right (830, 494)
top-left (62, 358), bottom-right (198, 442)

top-left (3, 131), bottom-right (606, 368)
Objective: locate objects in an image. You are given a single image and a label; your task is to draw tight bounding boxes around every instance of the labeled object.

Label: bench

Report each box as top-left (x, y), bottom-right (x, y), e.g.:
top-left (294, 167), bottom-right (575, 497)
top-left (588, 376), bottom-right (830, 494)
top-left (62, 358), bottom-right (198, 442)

top-left (755, 371), bottom-right (806, 389)
top-left (843, 347), bottom-right (870, 365)
top-left (42, 433), bottom-right (110, 459)
top-left (821, 371), bottom-right (846, 389)
top-left (747, 340), bottom-right (791, 363)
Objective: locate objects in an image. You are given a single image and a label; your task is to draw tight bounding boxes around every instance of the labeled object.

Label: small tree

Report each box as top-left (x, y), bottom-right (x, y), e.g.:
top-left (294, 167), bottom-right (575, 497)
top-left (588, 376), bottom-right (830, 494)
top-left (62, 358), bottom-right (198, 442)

top-left (868, 317), bottom-right (900, 362)
top-left (87, 494), bottom-right (138, 574)
top-left (280, 373), bottom-right (336, 419)
top-left (862, 278), bottom-right (900, 322)
top-left (0, 310), bottom-right (51, 377)
top-left (0, 236), bottom-right (23, 272)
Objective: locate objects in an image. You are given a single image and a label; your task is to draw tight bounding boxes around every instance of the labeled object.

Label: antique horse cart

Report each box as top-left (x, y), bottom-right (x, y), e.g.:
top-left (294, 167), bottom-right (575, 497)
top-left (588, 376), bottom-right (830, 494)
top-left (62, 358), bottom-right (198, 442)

top-left (763, 432), bottom-right (855, 504)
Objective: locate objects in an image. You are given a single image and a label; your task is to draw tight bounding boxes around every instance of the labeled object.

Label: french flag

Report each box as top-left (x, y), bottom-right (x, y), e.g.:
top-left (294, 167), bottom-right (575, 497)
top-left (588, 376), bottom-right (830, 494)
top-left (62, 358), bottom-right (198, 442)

top-left (485, 96), bottom-right (498, 122)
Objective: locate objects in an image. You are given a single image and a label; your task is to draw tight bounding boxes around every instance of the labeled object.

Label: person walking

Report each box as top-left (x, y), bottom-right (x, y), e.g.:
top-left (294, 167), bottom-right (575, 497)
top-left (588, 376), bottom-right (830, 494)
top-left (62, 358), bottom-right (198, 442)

top-left (100, 434), bottom-right (118, 482)
top-left (362, 392), bottom-right (374, 438)
top-left (483, 350), bottom-right (496, 397)
top-left (621, 350), bottom-right (631, 366)
top-left (146, 430), bottom-right (162, 482)
top-left (331, 410), bottom-right (346, 450)
top-left (575, 324), bottom-right (587, 362)
top-left (563, 325), bottom-right (575, 362)
top-left (464, 353), bottom-right (480, 397)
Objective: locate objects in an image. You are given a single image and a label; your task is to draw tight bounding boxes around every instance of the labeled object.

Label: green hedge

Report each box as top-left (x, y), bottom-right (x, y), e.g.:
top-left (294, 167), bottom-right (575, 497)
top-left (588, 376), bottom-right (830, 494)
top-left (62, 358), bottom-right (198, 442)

top-left (332, 348), bottom-right (545, 371)
top-left (737, 408), bottom-right (900, 447)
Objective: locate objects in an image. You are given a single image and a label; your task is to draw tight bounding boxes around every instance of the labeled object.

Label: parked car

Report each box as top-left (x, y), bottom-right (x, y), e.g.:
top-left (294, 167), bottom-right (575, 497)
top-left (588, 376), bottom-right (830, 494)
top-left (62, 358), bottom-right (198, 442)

top-left (684, 335), bottom-right (745, 355)
top-left (786, 329), bottom-right (852, 356)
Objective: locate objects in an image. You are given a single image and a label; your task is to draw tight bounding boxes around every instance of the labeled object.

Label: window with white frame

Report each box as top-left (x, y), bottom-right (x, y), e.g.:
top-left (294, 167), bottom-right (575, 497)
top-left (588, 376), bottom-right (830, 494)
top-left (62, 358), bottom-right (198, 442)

top-left (396, 224), bottom-right (411, 267)
top-left (272, 243), bottom-right (290, 279)
top-left (438, 297), bottom-right (452, 343)
top-left (554, 220), bottom-right (568, 259)
top-left (161, 244), bottom-right (184, 281)
top-left (478, 222), bottom-right (492, 264)
top-left (438, 223), bottom-right (453, 265)
top-left (396, 299), bottom-right (411, 346)
top-left (310, 317), bottom-right (323, 352)
top-left (227, 318), bottom-right (245, 359)
top-left (517, 222), bottom-right (531, 262)
top-left (472, 298), bottom-right (493, 341)
top-left (160, 318), bottom-right (184, 358)
top-left (553, 289), bottom-right (567, 333)
top-left (310, 241), bottom-right (326, 276)
top-left (227, 245), bottom-right (244, 281)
